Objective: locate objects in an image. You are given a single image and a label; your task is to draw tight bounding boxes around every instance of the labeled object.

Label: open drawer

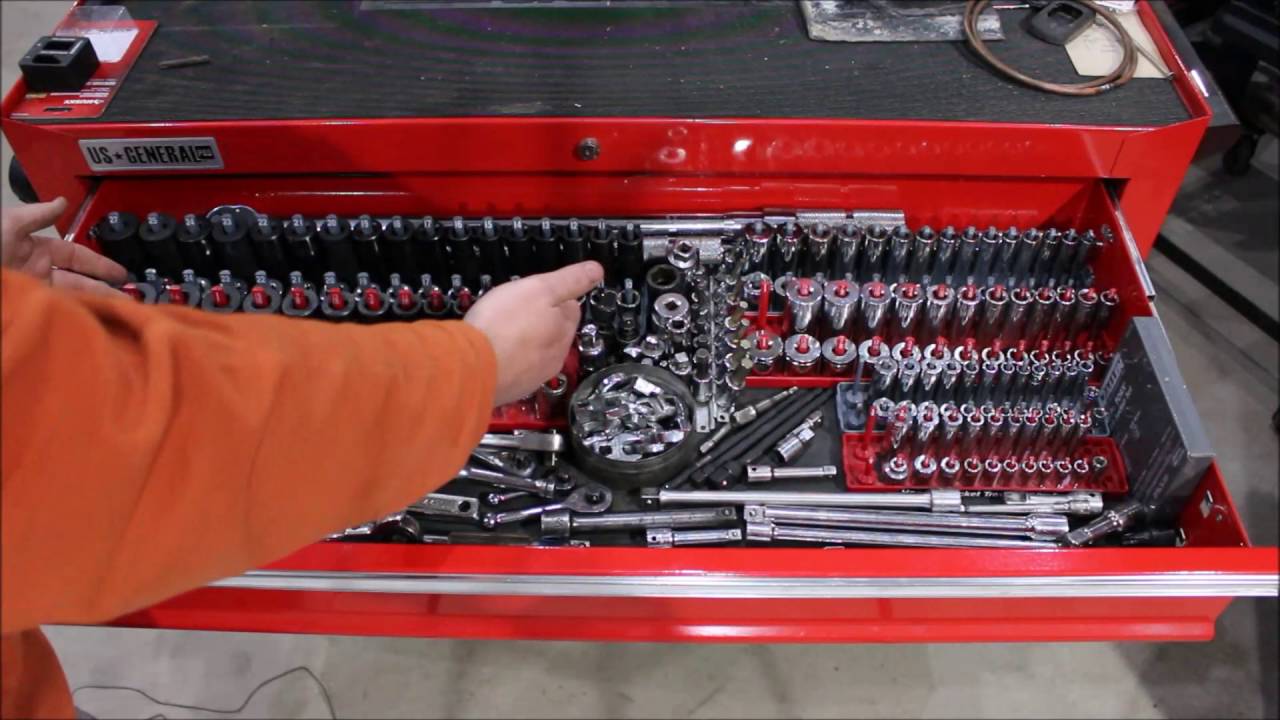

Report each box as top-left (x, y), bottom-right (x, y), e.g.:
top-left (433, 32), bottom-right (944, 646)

top-left (62, 171), bottom-right (1277, 643)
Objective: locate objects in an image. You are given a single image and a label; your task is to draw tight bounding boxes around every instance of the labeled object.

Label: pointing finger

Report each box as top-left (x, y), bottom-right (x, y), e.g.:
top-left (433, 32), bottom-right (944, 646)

top-left (2, 197), bottom-right (67, 239)
top-left (42, 236), bottom-right (128, 284)
top-left (50, 268), bottom-right (125, 296)
top-left (534, 261), bottom-right (604, 305)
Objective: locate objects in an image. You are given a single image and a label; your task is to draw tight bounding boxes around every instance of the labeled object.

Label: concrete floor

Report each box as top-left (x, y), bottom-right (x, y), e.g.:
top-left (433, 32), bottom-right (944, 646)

top-left (3, 2), bottom-right (1277, 718)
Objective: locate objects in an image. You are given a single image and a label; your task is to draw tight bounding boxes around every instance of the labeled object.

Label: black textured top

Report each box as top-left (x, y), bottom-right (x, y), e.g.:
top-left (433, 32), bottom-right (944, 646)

top-left (69, 0), bottom-right (1189, 126)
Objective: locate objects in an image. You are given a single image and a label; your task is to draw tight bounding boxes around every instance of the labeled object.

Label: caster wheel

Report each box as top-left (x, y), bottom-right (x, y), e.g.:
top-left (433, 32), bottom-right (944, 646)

top-left (1223, 133), bottom-right (1259, 176)
top-left (7, 156), bottom-right (38, 204)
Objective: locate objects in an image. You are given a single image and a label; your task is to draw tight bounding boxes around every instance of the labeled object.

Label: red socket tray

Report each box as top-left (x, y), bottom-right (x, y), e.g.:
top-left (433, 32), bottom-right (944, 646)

top-left (841, 431), bottom-right (1127, 493)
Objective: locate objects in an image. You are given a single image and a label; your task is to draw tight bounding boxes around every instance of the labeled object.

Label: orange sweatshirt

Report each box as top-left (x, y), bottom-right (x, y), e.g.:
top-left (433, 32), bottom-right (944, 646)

top-left (0, 269), bottom-right (496, 717)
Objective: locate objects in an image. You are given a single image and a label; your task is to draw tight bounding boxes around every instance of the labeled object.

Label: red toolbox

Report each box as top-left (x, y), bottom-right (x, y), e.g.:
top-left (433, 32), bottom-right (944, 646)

top-left (3, 0), bottom-right (1276, 642)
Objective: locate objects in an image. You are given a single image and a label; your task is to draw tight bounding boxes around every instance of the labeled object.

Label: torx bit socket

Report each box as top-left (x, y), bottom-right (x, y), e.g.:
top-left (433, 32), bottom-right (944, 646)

top-left (889, 282), bottom-right (924, 343)
top-left (953, 226), bottom-right (980, 284)
top-left (921, 283), bottom-right (956, 342)
top-left (821, 278), bottom-right (859, 338)
top-left (950, 284), bottom-right (982, 341)
top-left (859, 280), bottom-right (891, 340)
top-left (743, 220), bottom-right (774, 274)
top-left (773, 221), bottom-right (803, 277)
top-left (907, 226), bottom-right (936, 282)
top-left (934, 226), bottom-right (960, 284)
top-left (885, 225), bottom-right (913, 283)
top-left (860, 224), bottom-right (889, 282)
top-left (833, 222), bottom-right (861, 279)
top-left (805, 222), bottom-right (834, 276)
top-left (1003, 286), bottom-right (1033, 345)
top-left (974, 226), bottom-right (1001, 286)
top-left (978, 285), bottom-right (1009, 345)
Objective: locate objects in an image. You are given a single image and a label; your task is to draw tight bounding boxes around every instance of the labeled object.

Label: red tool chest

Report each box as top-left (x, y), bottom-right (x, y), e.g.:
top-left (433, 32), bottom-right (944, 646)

top-left (3, 1), bottom-right (1275, 642)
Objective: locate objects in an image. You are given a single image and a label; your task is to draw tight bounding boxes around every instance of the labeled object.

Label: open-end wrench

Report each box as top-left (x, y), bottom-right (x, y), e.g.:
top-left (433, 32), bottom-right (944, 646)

top-left (481, 483), bottom-right (613, 529)
top-left (456, 465), bottom-right (571, 498)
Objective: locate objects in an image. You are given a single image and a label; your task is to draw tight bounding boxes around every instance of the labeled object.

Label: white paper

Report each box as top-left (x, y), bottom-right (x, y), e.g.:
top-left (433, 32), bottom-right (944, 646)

top-left (1065, 10), bottom-right (1170, 79)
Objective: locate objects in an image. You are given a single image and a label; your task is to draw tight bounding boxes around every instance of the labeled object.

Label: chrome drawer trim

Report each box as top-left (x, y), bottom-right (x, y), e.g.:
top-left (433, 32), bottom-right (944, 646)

top-left (214, 570), bottom-right (1278, 598)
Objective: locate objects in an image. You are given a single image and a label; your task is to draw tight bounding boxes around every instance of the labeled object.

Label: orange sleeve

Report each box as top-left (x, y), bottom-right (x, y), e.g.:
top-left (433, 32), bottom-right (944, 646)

top-left (0, 269), bottom-right (496, 631)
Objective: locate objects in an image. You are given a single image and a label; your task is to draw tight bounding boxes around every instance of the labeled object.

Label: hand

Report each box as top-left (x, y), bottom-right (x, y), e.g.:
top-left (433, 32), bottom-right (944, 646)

top-left (1, 197), bottom-right (127, 294)
top-left (465, 261), bottom-right (604, 406)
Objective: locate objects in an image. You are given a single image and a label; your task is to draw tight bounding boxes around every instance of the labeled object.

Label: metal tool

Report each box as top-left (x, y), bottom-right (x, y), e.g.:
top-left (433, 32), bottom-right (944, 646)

top-left (699, 388), bottom-right (799, 454)
top-left (745, 521), bottom-right (1058, 548)
top-left (481, 483), bottom-right (613, 528)
top-left (745, 465), bottom-right (839, 483)
top-left (407, 493), bottom-right (481, 521)
top-left (478, 431), bottom-right (565, 453)
top-left (656, 487), bottom-right (964, 511)
top-left (742, 505), bottom-right (1069, 541)
top-left (541, 506), bottom-right (738, 538)
top-left (647, 527), bottom-right (744, 547)
top-left (1062, 499), bottom-right (1145, 547)
top-left (456, 465), bottom-right (570, 497)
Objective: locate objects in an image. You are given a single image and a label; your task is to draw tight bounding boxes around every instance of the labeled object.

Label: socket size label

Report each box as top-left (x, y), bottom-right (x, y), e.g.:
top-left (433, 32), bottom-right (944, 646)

top-left (79, 137), bottom-right (223, 172)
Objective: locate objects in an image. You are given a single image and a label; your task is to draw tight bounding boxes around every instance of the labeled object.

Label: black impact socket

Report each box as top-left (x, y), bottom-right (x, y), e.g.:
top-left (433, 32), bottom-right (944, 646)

top-left (94, 211), bottom-right (143, 277)
top-left (317, 214), bottom-right (362, 288)
top-left (411, 216), bottom-right (450, 280)
top-left (504, 217), bottom-right (533, 279)
top-left (645, 263), bottom-right (685, 300)
top-left (175, 213), bottom-right (216, 279)
top-left (381, 216), bottom-right (419, 282)
top-left (587, 220), bottom-right (617, 285)
top-left (351, 214), bottom-right (389, 285)
top-left (282, 214), bottom-right (323, 286)
top-left (137, 212), bottom-right (183, 279)
top-left (560, 218), bottom-right (586, 265)
top-left (447, 216), bottom-right (480, 287)
top-left (532, 217), bottom-right (562, 273)
top-left (248, 214), bottom-right (290, 282)
top-left (476, 216), bottom-right (509, 283)
top-left (616, 222), bottom-right (644, 286)
top-left (209, 212), bottom-right (259, 283)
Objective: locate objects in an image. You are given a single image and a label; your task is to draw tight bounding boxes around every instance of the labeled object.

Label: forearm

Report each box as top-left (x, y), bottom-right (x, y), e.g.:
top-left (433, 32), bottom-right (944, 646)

top-left (1, 270), bottom-right (495, 630)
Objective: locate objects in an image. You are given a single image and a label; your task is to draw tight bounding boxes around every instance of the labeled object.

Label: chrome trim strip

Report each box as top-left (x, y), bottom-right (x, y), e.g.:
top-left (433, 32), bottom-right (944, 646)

top-left (213, 570), bottom-right (1279, 598)
top-left (1106, 184), bottom-right (1157, 301)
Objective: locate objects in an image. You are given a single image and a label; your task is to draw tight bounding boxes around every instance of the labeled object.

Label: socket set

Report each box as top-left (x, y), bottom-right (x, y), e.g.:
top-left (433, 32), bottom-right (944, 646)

top-left (89, 206), bottom-right (1193, 549)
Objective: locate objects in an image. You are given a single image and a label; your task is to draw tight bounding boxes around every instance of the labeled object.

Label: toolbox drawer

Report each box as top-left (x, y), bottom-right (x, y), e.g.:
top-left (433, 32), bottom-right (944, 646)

top-left (62, 172), bottom-right (1276, 643)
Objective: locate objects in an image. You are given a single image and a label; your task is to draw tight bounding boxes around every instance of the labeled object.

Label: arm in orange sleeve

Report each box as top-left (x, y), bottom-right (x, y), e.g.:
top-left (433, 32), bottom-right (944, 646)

top-left (0, 269), bottom-right (496, 632)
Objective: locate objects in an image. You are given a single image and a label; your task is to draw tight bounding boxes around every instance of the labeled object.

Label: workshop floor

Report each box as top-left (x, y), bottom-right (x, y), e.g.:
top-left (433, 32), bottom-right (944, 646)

top-left (4, 2), bottom-right (1277, 717)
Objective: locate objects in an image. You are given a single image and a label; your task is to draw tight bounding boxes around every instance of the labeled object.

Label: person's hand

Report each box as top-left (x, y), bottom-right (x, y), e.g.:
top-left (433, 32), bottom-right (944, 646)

top-left (465, 261), bottom-right (604, 406)
top-left (1, 197), bottom-right (127, 294)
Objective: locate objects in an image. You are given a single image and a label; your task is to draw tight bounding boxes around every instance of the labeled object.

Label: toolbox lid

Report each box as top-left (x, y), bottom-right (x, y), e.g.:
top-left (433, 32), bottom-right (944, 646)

top-left (50, 0), bottom-right (1192, 127)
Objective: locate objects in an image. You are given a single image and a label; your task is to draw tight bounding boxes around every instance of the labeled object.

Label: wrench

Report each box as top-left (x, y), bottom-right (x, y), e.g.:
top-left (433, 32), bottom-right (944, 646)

top-left (456, 465), bottom-right (571, 498)
top-left (481, 483), bottom-right (613, 529)
top-left (478, 430), bottom-right (565, 453)
top-left (742, 505), bottom-right (1069, 541)
top-left (541, 506), bottom-right (738, 538)
top-left (406, 493), bottom-right (481, 521)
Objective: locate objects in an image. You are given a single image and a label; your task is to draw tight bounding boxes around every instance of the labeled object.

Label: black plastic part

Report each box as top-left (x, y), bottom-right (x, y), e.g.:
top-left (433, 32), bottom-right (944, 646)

top-left (248, 216), bottom-right (290, 281)
top-left (411, 217), bottom-right (449, 280)
top-left (283, 218), bottom-right (323, 285)
top-left (19, 36), bottom-right (99, 92)
top-left (317, 217), bottom-right (361, 288)
top-left (209, 213), bottom-right (258, 282)
top-left (616, 223), bottom-right (644, 285)
top-left (93, 212), bottom-right (143, 277)
top-left (587, 222), bottom-right (617, 285)
top-left (137, 213), bottom-right (183, 279)
top-left (645, 263), bottom-right (684, 300)
top-left (175, 214), bottom-right (215, 278)
top-left (477, 218), bottom-right (509, 283)
top-left (8, 156), bottom-right (38, 204)
top-left (504, 218), bottom-right (533, 279)
top-left (561, 219), bottom-right (586, 265)
top-left (381, 217), bottom-right (419, 281)
top-left (1026, 1), bottom-right (1095, 45)
top-left (532, 218), bottom-right (562, 273)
